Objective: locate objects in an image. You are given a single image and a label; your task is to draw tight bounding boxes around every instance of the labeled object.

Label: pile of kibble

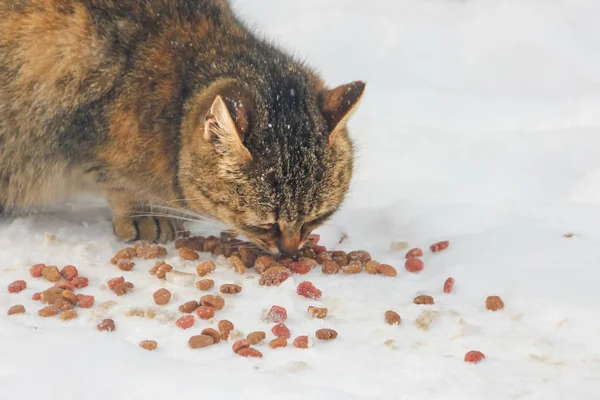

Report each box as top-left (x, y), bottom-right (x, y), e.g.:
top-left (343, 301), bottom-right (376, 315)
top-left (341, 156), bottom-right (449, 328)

top-left (6, 233), bottom-right (502, 363)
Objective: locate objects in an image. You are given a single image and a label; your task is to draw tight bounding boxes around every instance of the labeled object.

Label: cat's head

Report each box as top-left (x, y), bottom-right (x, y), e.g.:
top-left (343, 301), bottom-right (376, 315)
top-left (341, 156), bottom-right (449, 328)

top-left (180, 75), bottom-right (365, 255)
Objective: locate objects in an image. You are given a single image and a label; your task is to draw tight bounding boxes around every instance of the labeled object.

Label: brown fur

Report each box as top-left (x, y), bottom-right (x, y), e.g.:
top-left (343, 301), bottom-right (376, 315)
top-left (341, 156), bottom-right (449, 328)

top-left (0, 0), bottom-right (365, 255)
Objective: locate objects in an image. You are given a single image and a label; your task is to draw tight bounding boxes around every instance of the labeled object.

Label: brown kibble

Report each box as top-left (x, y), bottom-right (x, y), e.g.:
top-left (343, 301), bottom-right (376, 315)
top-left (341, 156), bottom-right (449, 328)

top-left (201, 328), bottom-right (221, 344)
top-left (42, 265), bottom-right (61, 282)
top-left (61, 290), bottom-right (78, 305)
top-left (405, 258), bottom-right (424, 273)
top-left (220, 284), bottom-right (242, 294)
top-left (38, 305), bottom-right (60, 317)
top-left (178, 300), bottom-right (200, 314)
top-left (8, 280), bottom-right (27, 293)
top-left (40, 287), bottom-right (64, 304)
top-left (153, 288), bottom-right (172, 305)
top-left (236, 347), bottom-right (263, 358)
top-left (254, 256), bottom-right (274, 274)
top-left (218, 320), bottom-right (234, 340)
top-left (60, 309), bottom-right (78, 321)
top-left (196, 305), bottom-right (215, 320)
top-left (430, 241), bottom-right (450, 253)
top-left (239, 247), bottom-right (257, 268)
top-left (114, 282), bottom-right (134, 296)
top-left (342, 260), bottom-right (363, 274)
top-left (203, 237), bottom-right (219, 253)
top-left (347, 250), bottom-right (371, 264)
top-left (293, 336), bottom-right (309, 349)
top-left (443, 277), bottom-right (455, 294)
top-left (365, 261), bottom-right (380, 274)
top-left (377, 264), bottom-right (397, 277)
top-left (322, 260), bottom-right (340, 275)
top-left (134, 242), bottom-right (167, 259)
top-left (76, 294), bottom-right (95, 308)
top-left (200, 294), bottom-right (225, 310)
top-left (247, 331), bottom-right (266, 345)
top-left (405, 248), bottom-right (423, 258)
top-left (149, 261), bottom-right (173, 279)
top-left (139, 340), bottom-right (158, 351)
top-left (232, 339), bottom-right (251, 353)
top-left (315, 328), bottom-right (338, 340)
top-left (107, 276), bottom-right (125, 290)
top-left (269, 337), bottom-right (287, 349)
top-left (179, 247), bottom-right (200, 261)
top-left (299, 257), bottom-right (318, 269)
top-left (464, 350), bottom-right (486, 363)
top-left (188, 335), bottom-right (214, 349)
top-left (315, 251), bottom-right (333, 264)
top-left (110, 248), bottom-right (137, 264)
top-left (259, 266), bottom-right (291, 286)
top-left (228, 255), bottom-right (246, 274)
top-left (385, 310), bottom-right (401, 325)
top-left (308, 306), bottom-right (328, 319)
top-left (486, 296), bottom-right (505, 311)
top-left (117, 260), bottom-right (135, 271)
top-left (7, 305), bottom-right (25, 315)
top-left (29, 264), bottom-right (45, 278)
top-left (97, 319), bottom-right (116, 332)
top-left (60, 265), bottom-right (78, 280)
top-left (414, 295), bottom-right (435, 305)
top-left (70, 276), bottom-right (89, 288)
top-left (196, 261), bottom-right (216, 277)
top-left (54, 280), bottom-right (75, 291)
top-left (196, 279), bottom-right (215, 291)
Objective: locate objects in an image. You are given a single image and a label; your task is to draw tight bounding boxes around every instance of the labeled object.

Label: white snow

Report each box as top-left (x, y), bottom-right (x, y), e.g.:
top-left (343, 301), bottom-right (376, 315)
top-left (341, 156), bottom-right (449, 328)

top-left (2, 0), bottom-right (600, 398)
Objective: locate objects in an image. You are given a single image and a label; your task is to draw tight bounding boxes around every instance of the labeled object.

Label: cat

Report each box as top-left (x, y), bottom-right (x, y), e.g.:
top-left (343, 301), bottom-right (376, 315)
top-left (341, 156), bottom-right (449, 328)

top-left (0, 0), bottom-right (365, 256)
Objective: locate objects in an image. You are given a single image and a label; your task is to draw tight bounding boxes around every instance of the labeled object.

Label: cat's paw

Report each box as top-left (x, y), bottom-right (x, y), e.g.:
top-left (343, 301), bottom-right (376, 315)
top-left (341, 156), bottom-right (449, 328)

top-left (113, 215), bottom-right (180, 243)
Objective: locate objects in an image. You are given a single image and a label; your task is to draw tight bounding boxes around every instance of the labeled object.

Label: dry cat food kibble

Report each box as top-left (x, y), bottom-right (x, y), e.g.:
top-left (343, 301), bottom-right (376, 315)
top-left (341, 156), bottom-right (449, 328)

top-left (32, 293), bottom-right (41, 301)
top-left (272, 323), bottom-right (291, 339)
top-left (259, 267), bottom-right (291, 286)
top-left (254, 256), bottom-right (274, 274)
top-left (153, 288), bottom-right (172, 305)
top-left (228, 255), bottom-right (247, 275)
top-left (60, 265), bottom-right (78, 280)
top-left (430, 241), bottom-right (450, 253)
top-left (196, 279), bottom-right (215, 291)
top-left (308, 306), bottom-right (328, 319)
top-left (236, 347), bottom-right (263, 358)
top-left (76, 294), bottom-right (95, 308)
top-left (267, 306), bottom-right (287, 323)
top-left (108, 276), bottom-right (125, 290)
top-left (29, 264), bottom-right (45, 278)
top-left (405, 248), bottom-right (423, 258)
top-left (414, 295), bottom-right (435, 305)
top-left (464, 350), bottom-right (486, 363)
top-left (188, 335), bottom-right (214, 349)
top-left (8, 280), bottom-right (27, 293)
top-left (220, 284), bottom-right (242, 294)
top-left (178, 300), bottom-right (200, 314)
top-left (486, 296), bottom-right (505, 311)
top-left (342, 260), bottom-right (363, 274)
top-left (61, 290), bottom-right (78, 305)
top-left (365, 261), bottom-right (380, 274)
top-left (232, 339), bottom-right (250, 353)
top-left (377, 264), bottom-right (397, 277)
top-left (97, 319), bottom-right (116, 332)
top-left (299, 257), bottom-right (318, 269)
top-left (179, 247), bottom-right (200, 261)
top-left (139, 340), bottom-right (158, 351)
top-left (42, 266), bottom-right (61, 282)
top-left (200, 294), bottom-right (225, 310)
top-left (113, 282), bottom-right (134, 296)
top-left (70, 276), bottom-right (89, 288)
top-left (196, 261), bottom-right (216, 277)
top-left (149, 261), bottom-right (173, 279)
top-left (405, 258), bottom-right (424, 273)
top-left (291, 261), bottom-right (311, 275)
top-left (218, 320), bottom-right (234, 340)
top-left (117, 260), bottom-right (135, 271)
top-left (443, 277), bottom-right (455, 294)
top-left (347, 250), bottom-right (371, 264)
top-left (297, 281), bottom-right (322, 300)
top-left (111, 248), bottom-right (137, 264)
top-left (247, 331), bottom-right (266, 345)
top-left (201, 328), bottom-right (221, 344)
top-left (385, 310), bottom-right (401, 325)
top-left (269, 337), bottom-right (287, 349)
top-left (7, 305), bottom-right (25, 315)
top-left (38, 305), bottom-right (60, 317)
top-left (134, 241), bottom-right (167, 259)
top-left (196, 305), bottom-right (215, 320)
top-left (54, 280), bottom-right (76, 291)
top-left (60, 309), bottom-right (78, 321)
top-left (293, 336), bottom-right (309, 349)
top-left (322, 260), bottom-right (340, 275)
top-left (315, 329), bottom-right (338, 340)
top-left (176, 315), bottom-right (195, 329)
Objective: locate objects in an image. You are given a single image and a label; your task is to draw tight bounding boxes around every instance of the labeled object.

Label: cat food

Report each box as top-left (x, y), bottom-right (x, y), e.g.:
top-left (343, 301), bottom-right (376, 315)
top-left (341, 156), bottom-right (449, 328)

top-left (279, 258), bottom-right (294, 268)
top-left (149, 261), bottom-right (173, 279)
top-left (232, 339), bottom-right (250, 353)
top-left (196, 305), bottom-right (215, 320)
top-left (364, 261), bottom-right (380, 275)
top-left (32, 292), bottom-right (41, 301)
top-left (38, 305), bottom-right (60, 317)
top-left (269, 337), bottom-right (287, 349)
top-left (76, 294), bottom-right (95, 308)
top-left (322, 260), bottom-right (340, 275)
top-left (7, 305), bottom-right (25, 315)
top-left (315, 251), bottom-right (333, 265)
top-left (271, 323), bottom-right (291, 339)
top-left (201, 328), bottom-right (221, 344)
top-left (165, 270), bottom-right (196, 287)
top-left (54, 280), bottom-right (76, 291)
top-left (239, 247), bottom-right (257, 268)
top-left (342, 260), bottom-right (363, 274)
top-left (291, 261), bottom-right (311, 275)
top-left (108, 276), bottom-right (125, 290)
top-left (196, 279), bottom-right (215, 291)
top-left (153, 288), bottom-right (171, 305)
top-left (259, 267), bottom-right (291, 286)
top-left (247, 331), bottom-right (266, 345)
top-left (377, 264), bottom-right (397, 277)
top-left (385, 310), bottom-right (401, 325)
top-left (60, 265), bottom-right (78, 280)
top-left (228, 255), bottom-right (247, 275)
top-left (297, 281), bottom-right (322, 300)
top-left (117, 260), bottom-right (135, 271)
top-left (405, 248), bottom-right (423, 258)
top-left (60, 309), bottom-right (78, 321)
top-left (486, 296), bottom-right (505, 311)
top-left (200, 294), bottom-right (225, 310)
top-left (254, 256), bottom-right (274, 274)
top-left (196, 261), bottom-right (216, 277)
top-left (176, 238), bottom-right (203, 251)
top-left (332, 251), bottom-right (348, 267)
top-left (179, 248), bottom-right (199, 261)
top-left (308, 306), bottom-right (328, 319)
top-left (218, 320), bottom-right (234, 340)
top-left (8, 280), bottom-right (27, 293)
top-left (70, 276), bottom-right (89, 288)
top-left (176, 315), bottom-right (195, 329)
top-left (97, 319), bottom-right (116, 332)
top-left (113, 282), bottom-right (134, 296)
top-left (179, 300), bottom-right (200, 314)
top-left (236, 347), bottom-right (263, 358)
top-left (29, 264), bottom-right (45, 278)
top-left (347, 250), bottom-right (371, 264)
top-left (42, 266), bottom-right (61, 282)
top-left (220, 284), bottom-right (242, 294)
top-left (189, 335), bottom-right (214, 349)
top-left (405, 258), bottom-right (424, 273)
top-left (139, 340), bottom-right (158, 351)
top-left (430, 241), bottom-right (450, 253)
top-left (61, 290), bottom-right (78, 305)
top-left (315, 328), bottom-right (338, 340)
top-left (464, 350), bottom-right (486, 363)
top-left (40, 287), bottom-right (64, 304)
top-left (414, 295), bottom-right (435, 305)
top-left (267, 306), bottom-right (287, 323)
top-left (299, 257), bottom-right (318, 269)
top-left (443, 278), bottom-right (455, 293)
top-left (293, 336), bottom-right (310, 349)
top-left (110, 248), bottom-right (137, 264)
top-left (134, 241), bottom-right (167, 259)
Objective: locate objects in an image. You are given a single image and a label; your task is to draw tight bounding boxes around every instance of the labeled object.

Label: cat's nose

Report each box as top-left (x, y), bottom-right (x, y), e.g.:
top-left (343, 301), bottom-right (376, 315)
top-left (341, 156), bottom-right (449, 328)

top-left (277, 233), bottom-right (301, 256)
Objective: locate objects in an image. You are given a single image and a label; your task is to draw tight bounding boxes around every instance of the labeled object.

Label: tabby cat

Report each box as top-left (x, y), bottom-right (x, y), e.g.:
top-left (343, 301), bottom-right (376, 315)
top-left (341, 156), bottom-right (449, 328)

top-left (0, 0), bottom-right (365, 255)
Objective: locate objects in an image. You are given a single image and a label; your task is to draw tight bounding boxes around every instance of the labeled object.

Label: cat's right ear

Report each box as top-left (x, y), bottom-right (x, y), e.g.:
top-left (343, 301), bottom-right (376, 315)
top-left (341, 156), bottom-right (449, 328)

top-left (320, 81), bottom-right (366, 145)
top-left (204, 95), bottom-right (253, 162)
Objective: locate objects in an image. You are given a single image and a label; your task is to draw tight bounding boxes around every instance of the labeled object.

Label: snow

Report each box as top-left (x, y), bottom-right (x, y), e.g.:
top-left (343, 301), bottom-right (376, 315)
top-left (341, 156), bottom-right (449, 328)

top-left (2, 0), bottom-right (600, 398)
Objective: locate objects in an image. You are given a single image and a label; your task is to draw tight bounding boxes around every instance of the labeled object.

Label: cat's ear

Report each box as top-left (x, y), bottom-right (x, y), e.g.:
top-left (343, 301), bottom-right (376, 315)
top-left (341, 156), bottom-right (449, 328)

top-left (204, 95), bottom-right (253, 162)
top-left (320, 81), bottom-right (366, 145)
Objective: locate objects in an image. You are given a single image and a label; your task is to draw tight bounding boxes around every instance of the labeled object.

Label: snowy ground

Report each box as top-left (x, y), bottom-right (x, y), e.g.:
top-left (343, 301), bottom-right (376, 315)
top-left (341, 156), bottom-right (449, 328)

top-left (2, 0), bottom-right (600, 399)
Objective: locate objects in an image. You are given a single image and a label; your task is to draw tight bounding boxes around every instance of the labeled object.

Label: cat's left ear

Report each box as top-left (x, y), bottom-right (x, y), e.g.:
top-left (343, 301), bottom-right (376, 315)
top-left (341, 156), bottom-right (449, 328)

top-left (204, 95), bottom-right (253, 162)
top-left (320, 81), bottom-right (366, 145)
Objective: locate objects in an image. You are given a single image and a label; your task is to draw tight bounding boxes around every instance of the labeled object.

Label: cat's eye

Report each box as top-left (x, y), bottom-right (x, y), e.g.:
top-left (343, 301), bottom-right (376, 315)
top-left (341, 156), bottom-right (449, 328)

top-left (244, 223), bottom-right (279, 235)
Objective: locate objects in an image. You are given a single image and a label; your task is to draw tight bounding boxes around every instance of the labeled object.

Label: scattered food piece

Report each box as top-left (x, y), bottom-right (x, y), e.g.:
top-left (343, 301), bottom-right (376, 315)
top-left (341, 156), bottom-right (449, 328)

top-left (107, 276), bottom-right (125, 290)
top-left (315, 329), bottom-right (338, 340)
top-left (189, 335), bottom-right (214, 349)
top-left (8, 280), bottom-right (27, 293)
top-left (196, 261), bottom-right (217, 277)
top-left (308, 306), bottom-right (328, 319)
top-left (176, 315), bottom-right (195, 329)
top-left (377, 264), bottom-right (397, 277)
top-left (117, 260), bottom-right (135, 271)
top-left (196, 279), bottom-right (215, 291)
top-left (486, 296), bottom-right (505, 311)
top-left (322, 260), bottom-right (340, 275)
top-left (405, 248), bottom-right (423, 258)
top-left (247, 331), bottom-right (266, 345)
top-left (414, 295), bottom-right (435, 305)
top-left (200, 294), bottom-right (225, 310)
top-left (196, 305), bottom-right (215, 320)
top-left (236, 347), bottom-right (263, 358)
top-left (365, 261), bottom-right (380, 274)
top-left (259, 267), bottom-right (291, 286)
top-left (390, 241), bottom-right (409, 251)
top-left (38, 305), bottom-right (60, 317)
top-left (254, 256), bottom-right (274, 274)
top-left (7, 305), bottom-right (25, 315)
top-left (71, 276), bottom-right (89, 288)
top-left (113, 282), bottom-right (134, 296)
top-left (430, 241), bottom-right (450, 253)
top-left (293, 336), bottom-right (310, 349)
top-left (29, 264), bottom-right (45, 278)
top-left (269, 337), bottom-right (287, 349)
top-left (297, 281), bottom-right (322, 300)
top-left (179, 247), bottom-right (200, 261)
top-left (291, 261), bottom-right (311, 274)
top-left (443, 278), bottom-right (455, 294)
top-left (267, 305), bottom-right (288, 323)
top-left (60, 309), bottom-right (78, 321)
top-left (76, 294), bottom-right (95, 308)
top-left (97, 319), bottom-right (116, 332)
top-left (405, 258), bottom-right (424, 273)
top-left (272, 323), bottom-right (291, 339)
top-left (385, 310), bottom-right (401, 325)
top-left (228, 255), bottom-right (246, 274)
top-left (464, 350), bottom-right (486, 363)
top-left (342, 260), bottom-right (363, 274)
top-left (219, 320), bottom-right (234, 340)
top-left (178, 301), bottom-right (200, 314)
top-left (134, 242), bottom-right (167, 259)
top-left (139, 340), bottom-right (158, 351)
top-left (201, 328), bottom-right (221, 344)
top-left (149, 261), bottom-right (173, 279)
top-left (42, 266), bottom-right (61, 282)
top-left (220, 284), bottom-right (242, 294)
top-left (110, 248), bottom-right (137, 265)
top-left (153, 288), bottom-right (172, 305)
